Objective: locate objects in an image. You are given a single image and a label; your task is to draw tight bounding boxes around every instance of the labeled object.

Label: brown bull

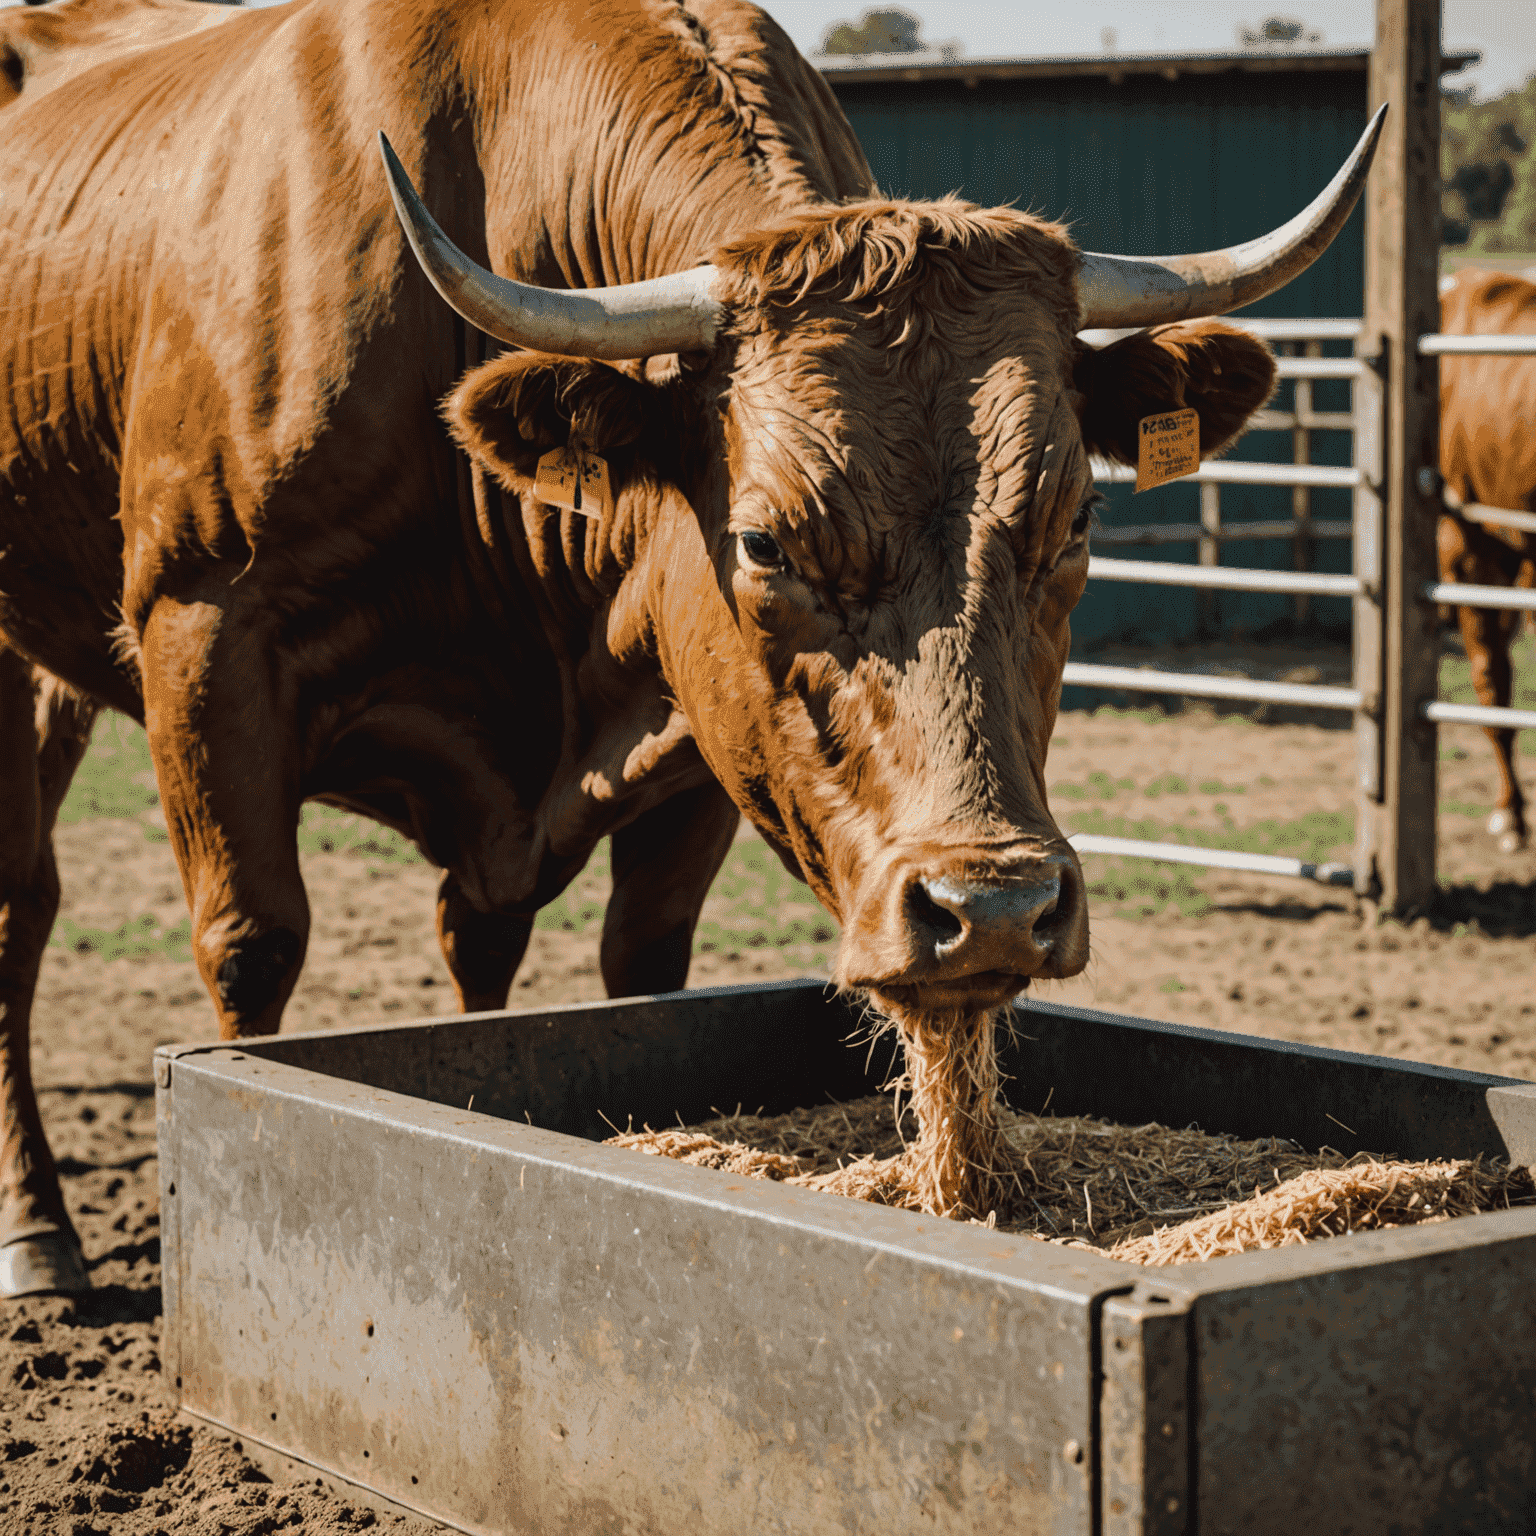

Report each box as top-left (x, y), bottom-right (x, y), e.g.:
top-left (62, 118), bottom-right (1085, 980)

top-left (1438, 268), bottom-right (1536, 853)
top-left (0, 0), bottom-right (1375, 1294)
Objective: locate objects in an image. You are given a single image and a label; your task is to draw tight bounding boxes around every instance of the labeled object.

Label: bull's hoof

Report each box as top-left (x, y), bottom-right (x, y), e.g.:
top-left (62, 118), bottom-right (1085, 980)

top-left (1488, 809), bottom-right (1529, 854)
top-left (0, 1232), bottom-right (90, 1298)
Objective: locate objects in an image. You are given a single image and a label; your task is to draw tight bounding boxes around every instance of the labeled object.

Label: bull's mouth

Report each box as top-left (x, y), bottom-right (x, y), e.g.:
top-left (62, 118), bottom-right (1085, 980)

top-left (871, 969), bottom-right (1031, 1013)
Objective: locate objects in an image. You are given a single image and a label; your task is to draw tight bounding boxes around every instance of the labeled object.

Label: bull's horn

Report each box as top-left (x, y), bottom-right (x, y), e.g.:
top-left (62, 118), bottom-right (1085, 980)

top-left (378, 132), bottom-right (723, 359)
top-left (1077, 103), bottom-right (1387, 329)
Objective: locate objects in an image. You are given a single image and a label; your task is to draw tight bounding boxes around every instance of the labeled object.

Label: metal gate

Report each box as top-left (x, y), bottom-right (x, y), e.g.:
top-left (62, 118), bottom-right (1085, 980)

top-left (1062, 318), bottom-right (1536, 901)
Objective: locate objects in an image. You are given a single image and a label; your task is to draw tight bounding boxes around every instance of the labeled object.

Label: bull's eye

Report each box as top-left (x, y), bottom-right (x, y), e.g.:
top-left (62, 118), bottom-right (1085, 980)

top-left (1070, 495), bottom-right (1102, 540)
top-left (739, 530), bottom-right (783, 569)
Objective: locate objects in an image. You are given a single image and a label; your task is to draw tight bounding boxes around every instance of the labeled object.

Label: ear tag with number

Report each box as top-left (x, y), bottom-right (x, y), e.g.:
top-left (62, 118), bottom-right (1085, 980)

top-left (1135, 407), bottom-right (1200, 493)
top-left (534, 442), bottom-right (613, 518)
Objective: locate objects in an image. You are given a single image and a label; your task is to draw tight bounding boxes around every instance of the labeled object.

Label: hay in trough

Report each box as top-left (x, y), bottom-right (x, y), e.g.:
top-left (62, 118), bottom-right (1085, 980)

top-left (605, 1094), bottom-right (1536, 1266)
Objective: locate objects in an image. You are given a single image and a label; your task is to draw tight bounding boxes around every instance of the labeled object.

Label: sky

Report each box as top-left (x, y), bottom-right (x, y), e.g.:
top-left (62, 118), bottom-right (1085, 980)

top-left (763, 1), bottom-right (1534, 100)
top-left (0, 0), bottom-right (1528, 100)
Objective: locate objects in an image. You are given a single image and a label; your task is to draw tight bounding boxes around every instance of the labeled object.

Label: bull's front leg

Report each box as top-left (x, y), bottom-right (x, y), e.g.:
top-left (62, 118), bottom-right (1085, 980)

top-left (0, 651), bottom-right (97, 1295)
top-left (140, 596), bottom-right (309, 1036)
top-left (435, 871), bottom-right (534, 1013)
top-left (600, 779), bottom-right (739, 998)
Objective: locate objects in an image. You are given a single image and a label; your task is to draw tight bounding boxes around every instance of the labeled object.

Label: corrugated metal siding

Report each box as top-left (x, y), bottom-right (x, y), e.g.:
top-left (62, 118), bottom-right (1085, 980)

top-left (828, 68), bottom-right (1366, 650)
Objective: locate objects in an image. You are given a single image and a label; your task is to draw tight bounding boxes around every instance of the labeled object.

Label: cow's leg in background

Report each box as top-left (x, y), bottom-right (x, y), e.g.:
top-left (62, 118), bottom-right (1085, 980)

top-left (436, 871), bottom-right (534, 1013)
top-left (140, 597), bottom-right (310, 1037)
top-left (600, 781), bottom-right (740, 998)
top-left (1462, 603), bottom-right (1527, 853)
top-left (0, 651), bottom-right (97, 1294)
top-left (1440, 513), bottom-right (1530, 853)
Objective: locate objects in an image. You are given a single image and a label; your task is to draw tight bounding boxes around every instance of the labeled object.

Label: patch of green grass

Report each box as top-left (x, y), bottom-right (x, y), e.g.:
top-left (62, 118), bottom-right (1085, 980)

top-left (296, 806), bottom-right (422, 865)
top-left (50, 913), bottom-right (192, 962)
top-left (1158, 977), bottom-right (1188, 994)
top-left (1084, 859), bottom-right (1214, 920)
top-left (534, 842), bottom-right (612, 933)
top-left (1091, 705), bottom-right (1166, 726)
top-left (1053, 770), bottom-right (1136, 801)
top-left (1143, 773), bottom-right (1188, 798)
top-left (1440, 799), bottom-right (1494, 819)
top-left (57, 715), bottom-right (159, 825)
top-left (694, 838), bottom-right (837, 963)
top-left (1196, 779), bottom-right (1247, 795)
top-left (528, 837), bottom-right (838, 966)
top-left (1067, 807), bottom-right (1354, 865)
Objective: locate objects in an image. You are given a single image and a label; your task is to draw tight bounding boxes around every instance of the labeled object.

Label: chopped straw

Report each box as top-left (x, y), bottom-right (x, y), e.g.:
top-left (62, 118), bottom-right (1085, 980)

top-left (606, 1094), bottom-right (1536, 1266)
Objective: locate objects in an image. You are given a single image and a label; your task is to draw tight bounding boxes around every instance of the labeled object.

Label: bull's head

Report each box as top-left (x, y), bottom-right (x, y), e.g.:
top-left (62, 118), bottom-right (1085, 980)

top-left (381, 111), bottom-right (1380, 1015)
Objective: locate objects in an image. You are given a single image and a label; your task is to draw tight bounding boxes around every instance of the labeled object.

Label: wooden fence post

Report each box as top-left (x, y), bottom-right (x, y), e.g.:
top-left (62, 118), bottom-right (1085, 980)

top-left (1358, 0), bottom-right (1441, 914)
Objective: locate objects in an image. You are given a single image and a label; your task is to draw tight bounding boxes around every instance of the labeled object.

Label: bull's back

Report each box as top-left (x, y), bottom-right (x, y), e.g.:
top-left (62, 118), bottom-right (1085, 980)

top-left (0, 0), bottom-right (239, 109)
top-left (0, 0), bottom-right (871, 704)
top-left (1440, 269), bottom-right (1536, 514)
top-left (0, 0), bottom-right (456, 700)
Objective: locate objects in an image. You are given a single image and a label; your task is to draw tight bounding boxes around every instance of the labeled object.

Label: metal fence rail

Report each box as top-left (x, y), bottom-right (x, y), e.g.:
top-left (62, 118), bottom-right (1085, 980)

top-left (1419, 334), bottom-right (1536, 356)
top-left (1095, 460), bottom-right (1362, 490)
top-left (1229, 318), bottom-right (1364, 341)
top-left (1093, 518), bottom-right (1353, 547)
top-left (1461, 504), bottom-right (1536, 534)
top-left (1068, 832), bottom-right (1355, 887)
top-left (1088, 556), bottom-right (1363, 598)
top-left (1424, 701), bottom-right (1536, 732)
top-left (1423, 581), bottom-right (1536, 612)
top-left (1062, 662), bottom-right (1362, 711)
top-left (1272, 356), bottom-right (1367, 380)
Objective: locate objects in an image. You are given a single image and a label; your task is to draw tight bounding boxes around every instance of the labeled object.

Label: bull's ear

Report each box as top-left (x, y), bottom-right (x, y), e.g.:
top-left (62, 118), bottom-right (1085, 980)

top-left (444, 351), bottom-right (655, 492)
top-left (1073, 320), bottom-right (1276, 467)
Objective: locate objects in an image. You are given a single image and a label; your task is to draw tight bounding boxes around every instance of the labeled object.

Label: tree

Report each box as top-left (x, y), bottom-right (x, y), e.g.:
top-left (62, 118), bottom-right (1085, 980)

top-left (1238, 16), bottom-right (1324, 48)
top-left (821, 8), bottom-right (923, 57)
top-left (1442, 76), bottom-right (1536, 251)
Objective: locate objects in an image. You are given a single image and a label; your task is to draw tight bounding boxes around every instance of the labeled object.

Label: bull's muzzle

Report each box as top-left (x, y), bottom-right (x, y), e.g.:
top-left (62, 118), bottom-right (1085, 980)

top-left (842, 849), bottom-right (1088, 1008)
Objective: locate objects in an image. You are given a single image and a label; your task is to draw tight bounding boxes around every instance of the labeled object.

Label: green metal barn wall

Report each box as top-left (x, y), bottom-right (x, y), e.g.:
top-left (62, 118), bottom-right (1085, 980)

top-left (828, 69), bottom-right (1367, 652)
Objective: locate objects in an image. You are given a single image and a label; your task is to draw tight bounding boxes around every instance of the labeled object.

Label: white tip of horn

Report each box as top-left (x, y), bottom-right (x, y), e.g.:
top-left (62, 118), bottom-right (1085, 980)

top-left (377, 131), bottom-right (723, 360)
top-left (1077, 103), bottom-right (1388, 331)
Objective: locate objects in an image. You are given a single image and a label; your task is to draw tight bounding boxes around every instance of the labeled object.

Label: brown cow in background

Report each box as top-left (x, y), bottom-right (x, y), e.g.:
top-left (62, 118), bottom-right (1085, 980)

top-left (1438, 268), bottom-right (1536, 853)
top-left (0, 0), bottom-right (1373, 1296)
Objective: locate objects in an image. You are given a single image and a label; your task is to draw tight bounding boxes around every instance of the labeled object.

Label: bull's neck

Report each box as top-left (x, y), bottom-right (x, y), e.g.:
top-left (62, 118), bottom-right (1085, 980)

top-left (460, 1), bottom-right (873, 285)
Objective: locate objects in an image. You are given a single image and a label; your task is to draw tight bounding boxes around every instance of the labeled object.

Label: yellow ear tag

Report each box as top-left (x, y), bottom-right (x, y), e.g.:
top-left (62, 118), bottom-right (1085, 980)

top-left (1135, 407), bottom-right (1200, 493)
top-left (534, 443), bottom-right (613, 518)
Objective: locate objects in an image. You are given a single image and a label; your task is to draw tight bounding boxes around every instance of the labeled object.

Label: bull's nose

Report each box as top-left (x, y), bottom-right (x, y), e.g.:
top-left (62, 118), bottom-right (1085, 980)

top-left (904, 856), bottom-right (1084, 981)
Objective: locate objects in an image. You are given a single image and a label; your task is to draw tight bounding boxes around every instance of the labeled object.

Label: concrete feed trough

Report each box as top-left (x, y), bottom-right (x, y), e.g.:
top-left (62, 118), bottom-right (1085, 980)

top-left (156, 980), bottom-right (1536, 1535)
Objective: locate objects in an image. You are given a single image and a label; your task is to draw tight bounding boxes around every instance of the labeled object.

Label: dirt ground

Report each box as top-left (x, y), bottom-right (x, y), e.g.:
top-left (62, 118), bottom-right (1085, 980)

top-left (5, 654), bottom-right (1535, 1532)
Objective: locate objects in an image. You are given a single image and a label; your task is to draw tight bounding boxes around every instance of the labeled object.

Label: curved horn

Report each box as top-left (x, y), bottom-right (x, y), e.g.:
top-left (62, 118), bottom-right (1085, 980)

top-left (1077, 103), bottom-right (1387, 329)
top-left (378, 132), bottom-right (723, 359)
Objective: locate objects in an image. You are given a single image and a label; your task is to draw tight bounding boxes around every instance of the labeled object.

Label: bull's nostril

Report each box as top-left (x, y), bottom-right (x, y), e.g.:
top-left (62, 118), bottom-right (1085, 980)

top-left (907, 881), bottom-right (963, 942)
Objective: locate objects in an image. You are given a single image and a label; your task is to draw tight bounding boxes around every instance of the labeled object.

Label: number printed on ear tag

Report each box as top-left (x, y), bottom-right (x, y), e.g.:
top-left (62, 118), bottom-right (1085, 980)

top-left (1135, 407), bottom-right (1200, 493)
top-left (535, 445), bottom-right (613, 518)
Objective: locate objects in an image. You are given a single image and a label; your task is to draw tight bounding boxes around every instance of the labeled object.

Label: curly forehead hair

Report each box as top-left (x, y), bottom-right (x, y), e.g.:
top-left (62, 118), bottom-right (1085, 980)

top-left (709, 198), bottom-right (1084, 354)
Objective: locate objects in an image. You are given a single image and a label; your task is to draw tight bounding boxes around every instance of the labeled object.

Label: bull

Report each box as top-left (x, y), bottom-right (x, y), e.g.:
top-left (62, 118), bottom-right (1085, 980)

top-left (0, 0), bottom-right (1378, 1293)
top-left (1437, 267), bottom-right (1536, 853)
